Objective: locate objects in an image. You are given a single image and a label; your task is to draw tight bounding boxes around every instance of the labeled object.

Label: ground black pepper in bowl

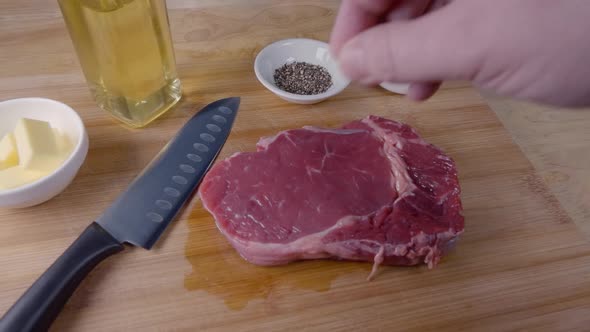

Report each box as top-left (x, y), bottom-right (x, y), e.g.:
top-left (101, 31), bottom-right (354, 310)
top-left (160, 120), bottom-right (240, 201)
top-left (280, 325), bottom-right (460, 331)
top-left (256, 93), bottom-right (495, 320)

top-left (273, 62), bottom-right (333, 95)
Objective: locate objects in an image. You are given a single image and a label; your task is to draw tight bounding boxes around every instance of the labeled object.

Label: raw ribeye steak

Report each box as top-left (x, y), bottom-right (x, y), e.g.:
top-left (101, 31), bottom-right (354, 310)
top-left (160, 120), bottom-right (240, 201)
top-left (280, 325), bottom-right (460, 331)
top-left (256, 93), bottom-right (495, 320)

top-left (199, 116), bottom-right (463, 276)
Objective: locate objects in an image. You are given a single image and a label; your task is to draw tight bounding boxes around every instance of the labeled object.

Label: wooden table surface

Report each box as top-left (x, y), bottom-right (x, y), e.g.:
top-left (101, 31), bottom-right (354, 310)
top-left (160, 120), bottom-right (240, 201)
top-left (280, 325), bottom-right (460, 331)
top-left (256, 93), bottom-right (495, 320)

top-left (2, 1), bottom-right (590, 331)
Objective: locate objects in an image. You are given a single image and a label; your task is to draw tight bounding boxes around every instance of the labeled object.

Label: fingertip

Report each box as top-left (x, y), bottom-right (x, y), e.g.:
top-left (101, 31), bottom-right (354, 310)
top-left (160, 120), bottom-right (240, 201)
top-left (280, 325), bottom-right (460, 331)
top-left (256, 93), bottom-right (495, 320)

top-left (329, 41), bottom-right (342, 58)
top-left (338, 41), bottom-right (367, 81)
top-left (329, 25), bottom-right (345, 57)
top-left (407, 82), bottom-right (442, 101)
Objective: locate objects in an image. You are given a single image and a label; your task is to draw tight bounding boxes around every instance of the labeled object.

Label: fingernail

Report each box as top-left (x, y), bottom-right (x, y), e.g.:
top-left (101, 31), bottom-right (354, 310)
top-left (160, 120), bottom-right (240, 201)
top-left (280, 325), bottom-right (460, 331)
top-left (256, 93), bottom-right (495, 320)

top-left (339, 44), bottom-right (366, 81)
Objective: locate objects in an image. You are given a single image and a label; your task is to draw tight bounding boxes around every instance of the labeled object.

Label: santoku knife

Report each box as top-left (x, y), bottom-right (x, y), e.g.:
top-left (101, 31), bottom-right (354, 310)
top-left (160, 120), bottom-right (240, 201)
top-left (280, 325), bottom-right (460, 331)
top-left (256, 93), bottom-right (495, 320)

top-left (0, 97), bottom-right (241, 332)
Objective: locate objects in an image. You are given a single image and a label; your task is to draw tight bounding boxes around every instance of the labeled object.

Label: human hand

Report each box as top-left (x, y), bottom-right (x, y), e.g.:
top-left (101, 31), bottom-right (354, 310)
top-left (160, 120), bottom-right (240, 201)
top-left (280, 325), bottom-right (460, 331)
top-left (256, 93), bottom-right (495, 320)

top-left (330, 0), bottom-right (590, 107)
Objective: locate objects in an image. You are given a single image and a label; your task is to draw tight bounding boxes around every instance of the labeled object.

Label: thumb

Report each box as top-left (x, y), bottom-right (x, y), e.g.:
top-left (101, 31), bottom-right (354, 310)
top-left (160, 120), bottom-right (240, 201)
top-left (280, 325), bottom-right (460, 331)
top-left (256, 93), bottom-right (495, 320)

top-left (337, 4), bottom-right (481, 85)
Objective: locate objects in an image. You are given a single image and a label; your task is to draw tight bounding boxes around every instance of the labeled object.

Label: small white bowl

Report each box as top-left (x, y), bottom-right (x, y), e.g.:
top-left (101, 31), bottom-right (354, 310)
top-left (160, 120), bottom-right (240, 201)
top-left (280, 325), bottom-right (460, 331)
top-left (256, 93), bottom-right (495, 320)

top-left (380, 82), bottom-right (410, 95)
top-left (0, 98), bottom-right (89, 208)
top-left (254, 38), bottom-right (350, 104)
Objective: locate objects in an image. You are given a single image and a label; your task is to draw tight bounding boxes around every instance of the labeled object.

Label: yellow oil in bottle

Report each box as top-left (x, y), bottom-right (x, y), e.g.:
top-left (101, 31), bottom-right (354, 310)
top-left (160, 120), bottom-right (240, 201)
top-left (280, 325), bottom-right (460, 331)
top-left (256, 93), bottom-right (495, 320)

top-left (58, 0), bottom-right (182, 128)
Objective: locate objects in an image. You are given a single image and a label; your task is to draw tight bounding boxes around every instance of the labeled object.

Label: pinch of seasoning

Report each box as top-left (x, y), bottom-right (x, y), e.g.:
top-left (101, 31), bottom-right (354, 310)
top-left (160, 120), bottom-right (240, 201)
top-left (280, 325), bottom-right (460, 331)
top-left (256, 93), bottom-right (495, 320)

top-left (273, 61), bottom-right (333, 95)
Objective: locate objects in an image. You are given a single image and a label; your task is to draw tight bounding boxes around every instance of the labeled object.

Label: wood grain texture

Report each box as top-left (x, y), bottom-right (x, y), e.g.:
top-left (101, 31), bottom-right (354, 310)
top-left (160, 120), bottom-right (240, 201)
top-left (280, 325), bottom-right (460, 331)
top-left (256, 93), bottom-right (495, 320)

top-left (1, 1), bottom-right (590, 331)
top-left (485, 95), bottom-right (590, 238)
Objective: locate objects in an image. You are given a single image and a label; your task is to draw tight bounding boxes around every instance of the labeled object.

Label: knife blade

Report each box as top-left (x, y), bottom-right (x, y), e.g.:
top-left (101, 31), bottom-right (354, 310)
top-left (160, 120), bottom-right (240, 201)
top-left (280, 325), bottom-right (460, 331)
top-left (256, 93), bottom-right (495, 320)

top-left (97, 96), bottom-right (240, 249)
top-left (0, 97), bottom-right (240, 332)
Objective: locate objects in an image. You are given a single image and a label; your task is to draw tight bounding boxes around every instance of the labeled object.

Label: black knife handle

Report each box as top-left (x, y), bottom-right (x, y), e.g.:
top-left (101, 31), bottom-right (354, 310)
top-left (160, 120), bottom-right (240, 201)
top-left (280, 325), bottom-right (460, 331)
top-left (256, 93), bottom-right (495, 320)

top-left (0, 222), bottom-right (124, 332)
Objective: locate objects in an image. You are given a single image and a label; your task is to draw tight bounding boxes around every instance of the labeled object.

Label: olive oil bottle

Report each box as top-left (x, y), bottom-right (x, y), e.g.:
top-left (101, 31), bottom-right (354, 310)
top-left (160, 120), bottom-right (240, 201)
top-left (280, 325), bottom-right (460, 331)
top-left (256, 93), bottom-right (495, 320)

top-left (58, 0), bottom-right (182, 128)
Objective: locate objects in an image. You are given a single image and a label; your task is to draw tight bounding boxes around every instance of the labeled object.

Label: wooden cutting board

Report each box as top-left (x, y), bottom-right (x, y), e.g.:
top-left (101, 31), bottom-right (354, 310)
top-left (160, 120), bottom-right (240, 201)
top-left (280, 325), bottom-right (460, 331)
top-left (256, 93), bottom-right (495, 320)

top-left (2, 1), bottom-right (590, 331)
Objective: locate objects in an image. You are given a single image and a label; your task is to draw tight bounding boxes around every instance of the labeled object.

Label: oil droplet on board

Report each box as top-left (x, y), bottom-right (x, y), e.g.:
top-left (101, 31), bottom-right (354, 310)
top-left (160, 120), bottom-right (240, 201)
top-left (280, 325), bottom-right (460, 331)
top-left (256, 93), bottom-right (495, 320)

top-left (184, 207), bottom-right (372, 310)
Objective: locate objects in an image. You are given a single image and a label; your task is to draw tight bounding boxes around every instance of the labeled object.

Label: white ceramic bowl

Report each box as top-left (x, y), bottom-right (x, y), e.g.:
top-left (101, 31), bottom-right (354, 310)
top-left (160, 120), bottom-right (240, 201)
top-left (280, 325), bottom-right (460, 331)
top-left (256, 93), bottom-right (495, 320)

top-left (254, 38), bottom-right (350, 104)
top-left (380, 82), bottom-right (410, 95)
top-left (0, 98), bottom-right (89, 208)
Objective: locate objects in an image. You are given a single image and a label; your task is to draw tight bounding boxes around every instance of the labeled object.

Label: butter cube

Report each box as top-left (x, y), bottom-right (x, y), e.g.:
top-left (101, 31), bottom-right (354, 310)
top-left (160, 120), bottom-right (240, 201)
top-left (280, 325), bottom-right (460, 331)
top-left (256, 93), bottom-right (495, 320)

top-left (13, 118), bottom-right (62, 173)
top-left (0, 133), bottom-right (19, 170)
top-left (53, 128), bottom-right (73, 157)
top-left (0, 167), bottom-right (45, 190)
